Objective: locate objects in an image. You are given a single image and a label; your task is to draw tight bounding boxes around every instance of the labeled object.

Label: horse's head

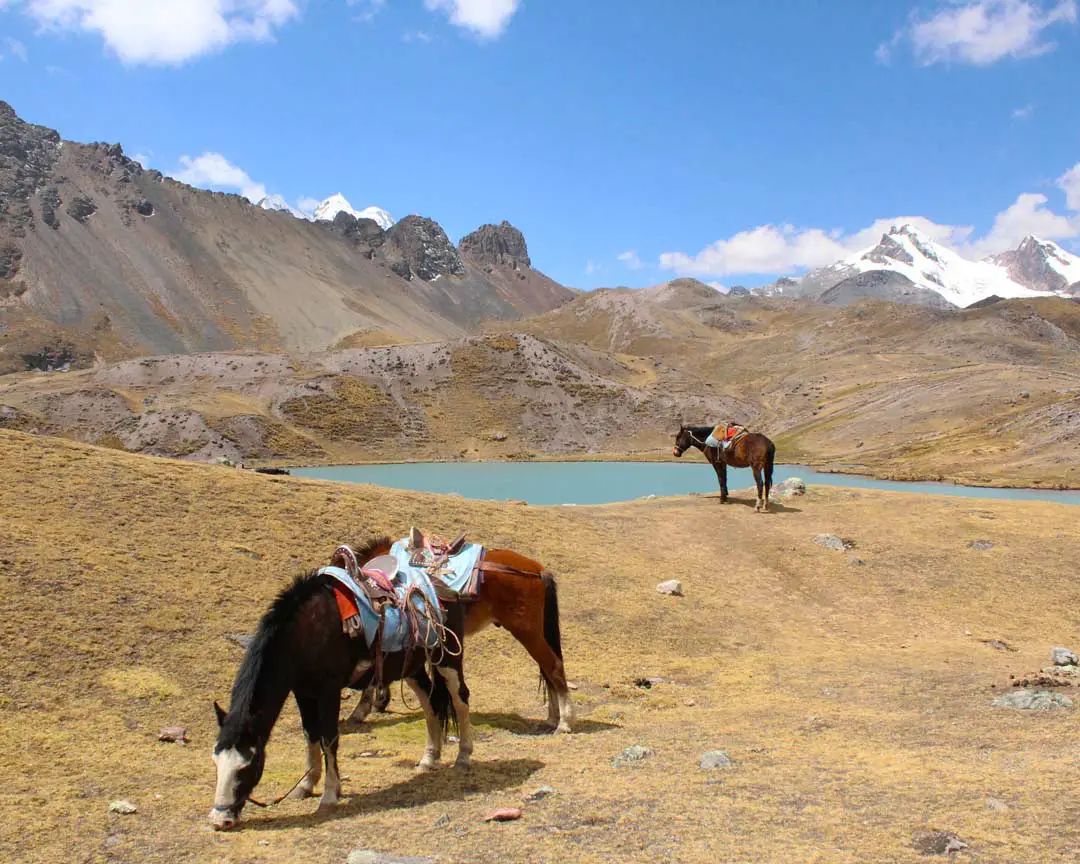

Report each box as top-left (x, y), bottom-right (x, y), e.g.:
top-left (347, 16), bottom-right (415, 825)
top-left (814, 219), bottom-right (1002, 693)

top-left (672, 425), bottom-right (694, 458)
top-left (209, 701), bottom-right (266, 831)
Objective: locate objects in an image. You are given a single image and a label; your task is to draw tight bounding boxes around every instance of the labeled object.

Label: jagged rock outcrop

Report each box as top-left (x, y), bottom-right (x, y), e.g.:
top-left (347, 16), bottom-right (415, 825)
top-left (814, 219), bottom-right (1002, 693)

top-left (385, 215), bottom-right (465, 281)
top-left (459, 220), bottom-right (531, 271)
top-left (819, 270), bottom-right (953, 309)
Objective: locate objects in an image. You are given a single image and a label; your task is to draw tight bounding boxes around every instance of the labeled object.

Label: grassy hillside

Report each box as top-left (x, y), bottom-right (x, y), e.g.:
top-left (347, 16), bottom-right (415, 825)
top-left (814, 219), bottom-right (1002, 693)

top-left (2, 430), bottom-right (1078, 862)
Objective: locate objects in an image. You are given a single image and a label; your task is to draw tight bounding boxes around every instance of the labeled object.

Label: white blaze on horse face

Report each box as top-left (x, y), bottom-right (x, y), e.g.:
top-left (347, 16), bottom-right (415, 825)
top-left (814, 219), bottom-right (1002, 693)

top-left (212, 747), bottom-right (251, 810)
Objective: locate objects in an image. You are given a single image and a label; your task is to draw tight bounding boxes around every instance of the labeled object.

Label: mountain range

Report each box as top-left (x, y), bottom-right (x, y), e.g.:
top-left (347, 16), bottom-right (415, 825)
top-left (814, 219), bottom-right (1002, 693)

top-left (0, 100), bottom-right (573, 372)
top-left (754, 224), bottom-right (1080, 308)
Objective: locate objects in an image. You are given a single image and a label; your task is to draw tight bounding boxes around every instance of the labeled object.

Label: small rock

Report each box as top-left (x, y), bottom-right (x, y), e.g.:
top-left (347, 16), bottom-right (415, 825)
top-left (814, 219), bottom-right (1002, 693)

top-left (641, 494), bottom-right (657, 500)
top-left (1019, 390), bottom-right (1030, 399)
top-left (985, 796), bottom-right (1009, 812)
top-left (157, 726), bottom-right (188, 743)
top-left (993, 689), bottom-right (1073, 710)
top-left (483, 807), bottom-right (522, 822)
top-left (347, 853), bottom-right (436, 864)
top-left (656, 579), bottom-right (683, 596)
top-left (523, 786), bottom-right (555, 803)
top-left (911, 829), bottom-right (968, 856)
top-left (699, 750), bottom-right (734, 770)
top-left (684, 698), bottom-right (696, 707)
top-left (613, 744), bottom-right (654, 767)
top-left (1051, 647), bottom-right (1078, 666)
top-left (968, 540), bottom-right (994, 551)
top-left (813, 534), bottom-right (853, 551)
top-left (981, 638), bottom-right (1016, 652)
top-left (775, 477), bottom-right (806, 497)
top-left (432, 813), bottom-right (451, 828)
top-left (847, 556), bottom-right (865, 566)
top-left (109, 800), bottom-right (137, 815)
top-left (226, 633), bottom-right (253, 649)
top-left (567, 682), bottom-right (579, 691)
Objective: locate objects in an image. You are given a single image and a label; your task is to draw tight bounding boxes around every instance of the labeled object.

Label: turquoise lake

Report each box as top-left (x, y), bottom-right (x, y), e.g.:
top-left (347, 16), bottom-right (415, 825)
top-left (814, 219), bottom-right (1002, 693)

top-left (290, 461), bottom-right (1080, 507)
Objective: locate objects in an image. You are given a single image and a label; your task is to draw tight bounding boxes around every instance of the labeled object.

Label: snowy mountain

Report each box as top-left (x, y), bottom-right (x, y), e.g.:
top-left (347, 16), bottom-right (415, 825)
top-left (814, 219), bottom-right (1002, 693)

top-left (312, 193), bottom-right (395, 230)
top-left (756, 225), bottom-right (1079, 308)
top-left (257, 194), bottom-right (306, 220)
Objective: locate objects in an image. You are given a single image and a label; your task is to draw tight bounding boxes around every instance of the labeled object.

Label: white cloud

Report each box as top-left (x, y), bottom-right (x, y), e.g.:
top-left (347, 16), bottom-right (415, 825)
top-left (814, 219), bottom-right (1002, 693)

top-left (616, 250), bottom-right (644, 270)
top-left (172, 152), bottom-right (267, 203)
top-left (585, 260), bottom-right (601, 275)
top-left (347, 0), bottom-right (384, 22)
top-left (130, 152), bottom-right (150, 168)
top-left (16, 0), bottom-right (299, 65)
top-left (403, 29), bottom-right (433, 42)
top-left (1058, 162), bottom-right (1080, 211)
top-left (880, 0), bottom-right (1077, 66)
top-left (1011, 103), bottom-right (1034, 118)
top-left (965, 192), bottom-right (1077, 256)
top-left (423, 0), bottom-right (519, 38)
top-left (658, 189), bottom-right (1080, 278)
top-left (296, 196), bottom-right (321, 216)
top-left (1, 37), bottom-right (29, 61)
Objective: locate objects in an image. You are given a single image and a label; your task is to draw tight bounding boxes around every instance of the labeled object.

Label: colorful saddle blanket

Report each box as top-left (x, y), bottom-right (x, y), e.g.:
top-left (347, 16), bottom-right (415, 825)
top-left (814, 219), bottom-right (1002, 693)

top-left (318, 563), bottom-right (443, 653)
top-left (389, 536), bottom-right (484, 599)
top-left (706, 423), bottom-right (748, 448)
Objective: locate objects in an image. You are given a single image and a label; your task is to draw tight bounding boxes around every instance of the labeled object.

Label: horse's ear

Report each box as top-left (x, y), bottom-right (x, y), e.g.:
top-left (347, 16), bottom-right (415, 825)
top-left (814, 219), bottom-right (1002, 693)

top-left (214, 701), bottom-right (227, 728)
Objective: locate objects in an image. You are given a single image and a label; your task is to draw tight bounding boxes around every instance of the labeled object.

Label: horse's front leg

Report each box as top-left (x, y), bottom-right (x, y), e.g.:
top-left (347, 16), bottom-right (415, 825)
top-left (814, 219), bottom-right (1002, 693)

top-left (436, 664), bottom-right (474, 767)
top-left (290, 694), bottom-right (322, 800)
top-left (406, 671), bottom-right (443, 772)
top-left (713, 458), bottom-right (729, 503)
top-left (316, 689), bottom-right (343, 809)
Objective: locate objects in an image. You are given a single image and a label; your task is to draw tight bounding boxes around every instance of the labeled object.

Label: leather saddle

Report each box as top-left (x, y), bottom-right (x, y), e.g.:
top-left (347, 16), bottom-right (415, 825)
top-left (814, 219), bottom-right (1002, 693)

top-left (331, 545), bottom-right (397, 607)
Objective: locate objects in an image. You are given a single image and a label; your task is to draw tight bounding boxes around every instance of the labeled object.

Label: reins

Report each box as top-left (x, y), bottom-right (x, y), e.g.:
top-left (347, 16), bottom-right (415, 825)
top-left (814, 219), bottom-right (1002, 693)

top-left (245, 732), bottom-right (340, 809)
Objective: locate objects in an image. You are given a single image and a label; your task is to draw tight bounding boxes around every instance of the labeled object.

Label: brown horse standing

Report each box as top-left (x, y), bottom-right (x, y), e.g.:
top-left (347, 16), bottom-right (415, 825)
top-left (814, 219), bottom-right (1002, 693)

top-left (344, 537), bottom-right (574, 733)
top-left (673, 424), bottom-right (777, 512)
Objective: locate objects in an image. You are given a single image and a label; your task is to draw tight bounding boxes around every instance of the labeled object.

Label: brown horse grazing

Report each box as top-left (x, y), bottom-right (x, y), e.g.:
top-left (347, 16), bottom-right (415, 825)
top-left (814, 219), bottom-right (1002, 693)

top-left (344, 536), bottom-right (574, 734)
top-left (673, 424), bottom-right (777, 512)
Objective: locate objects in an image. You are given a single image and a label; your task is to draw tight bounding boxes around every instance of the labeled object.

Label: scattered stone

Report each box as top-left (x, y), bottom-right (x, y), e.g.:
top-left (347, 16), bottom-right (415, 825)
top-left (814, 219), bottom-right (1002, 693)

top-left (911, 829), bottom-right (968, 856)
top-left (1051, 647), bottom-right (1078, 666)
top-left (993, 689), bottom-right (1073, 710)
top-left (157, 726), bottom-right (188, 743)
top-left (135, 198), bottom-right (154, 217)
top-left (432, 813), bottom-right (451, 828)
top-left (226, 633), bottom-right (253, 649)
top-left (508, 500), bottom-right (528, 506)
top-left (641, 494), bottom-right (657, 500)
top-left (347, 852), bottom-right (436, 864)
top-left (775, 477), bottom-right (806, 497)
top-left (109, 800), bottom-right (137, 815)
top-left (980, 638), bottom-right (1017, 652)
top-left (813, 534), bottom-right (854, 551)
top-left (487, 430), bottom-right (509, 442)
top-left (483, 807), bottom-right (523, 822)
top-left (567, 682), bottom-right (579, 691)
top-left (66, 195), bottom-right (98, 223)
top-left (985, 796), bottom-right (1009, 812)
top-left (523, 786), bottom-right (555, 803)
top-left (656, 579), bottom-right (683, 596)
top-left (1011, 673), bottom-right (1070, 688)
top-left (968, 540), bottom-right (994, 551)
top-left (684, 698), bottom-right (696, 707)
top-left (848, 555), bottom-right (865, 566)
top-left (1019, 390), bottom-right (1030, 399)
top-left (613, 745), bottom-right (654, 767)
top-left (699, 750), bottom-right (734, 770)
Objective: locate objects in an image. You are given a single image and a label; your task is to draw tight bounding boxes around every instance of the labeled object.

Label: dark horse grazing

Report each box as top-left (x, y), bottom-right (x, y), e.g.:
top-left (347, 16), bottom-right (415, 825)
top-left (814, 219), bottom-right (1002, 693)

top-left (673, 424), bottom-right (777, 512)
top-left (209, 568), bottom-right (469, 831)
top-left (345, 537), bottom-right (573, 734)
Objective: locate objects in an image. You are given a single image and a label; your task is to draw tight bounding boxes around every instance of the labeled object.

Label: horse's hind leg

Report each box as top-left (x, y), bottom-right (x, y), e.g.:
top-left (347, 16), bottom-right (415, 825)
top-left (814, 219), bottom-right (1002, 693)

top-left (503, 623), bottom-right (573, 733)
top-left (435, 663), bottom-right (474, 767)
top-left (405, 669), bottom-right (443, 772)
top-left (290, 694), bottom-right (323, 800)
top-left (713, 460), bottom-right (729, 503)
top-left (316, 688), bottom-right (343, 809)
top-left (752, 465), bottom-right (764, 512)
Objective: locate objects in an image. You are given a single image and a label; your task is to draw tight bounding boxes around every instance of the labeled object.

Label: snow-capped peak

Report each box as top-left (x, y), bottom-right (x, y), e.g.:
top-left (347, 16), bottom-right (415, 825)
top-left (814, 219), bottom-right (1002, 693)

top-left (257, 194), bottom-right (306, 219)
top-left (312, 193), bottom-right (395, 230)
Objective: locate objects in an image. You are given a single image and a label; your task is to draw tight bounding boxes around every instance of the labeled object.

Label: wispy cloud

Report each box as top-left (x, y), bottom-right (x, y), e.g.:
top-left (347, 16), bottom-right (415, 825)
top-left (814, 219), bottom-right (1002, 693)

top-left (1, 37), bottom-right (29, 62)
top-left (878, 0), bottom-right (1077, 66)
top-left (1011, 103), bottom-right (1035, 119)
top-left (403, 29), bottom-right (433, 43)
top-left (423, 0), bottom-right (520, 39)
top-left (616, 250), bottom-right (644, 270)
top-left (11, 0), bottom-right (300, 66)
top-left (585, 260), bottom-right (602, 275)
top-left (347, 0), bottom-right (385, 23)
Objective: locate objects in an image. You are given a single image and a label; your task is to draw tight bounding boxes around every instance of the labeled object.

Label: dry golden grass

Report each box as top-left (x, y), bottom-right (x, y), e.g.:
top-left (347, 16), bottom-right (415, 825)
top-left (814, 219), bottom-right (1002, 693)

top-left (2, 430), bottom-right (1079, 862)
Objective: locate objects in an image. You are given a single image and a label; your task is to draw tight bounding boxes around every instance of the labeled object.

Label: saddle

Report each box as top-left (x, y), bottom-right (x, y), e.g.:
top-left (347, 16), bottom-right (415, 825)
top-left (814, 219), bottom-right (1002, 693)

top-left (406, 527), bottom-right (477, 602)
top-left (711, 423), bottom-right (748, 447)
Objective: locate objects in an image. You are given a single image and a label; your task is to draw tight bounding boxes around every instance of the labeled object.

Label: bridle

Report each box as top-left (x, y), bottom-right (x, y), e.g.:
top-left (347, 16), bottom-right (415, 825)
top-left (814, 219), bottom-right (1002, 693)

top-left (675, 428), bottom-right (709, 456)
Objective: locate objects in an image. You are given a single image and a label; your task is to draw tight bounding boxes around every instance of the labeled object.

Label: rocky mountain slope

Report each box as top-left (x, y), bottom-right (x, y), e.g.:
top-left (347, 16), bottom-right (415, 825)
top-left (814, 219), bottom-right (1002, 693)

top-left (756, 224), bottom-right (1080, 308)
top-left (0, 101), bottom-right (573, 372)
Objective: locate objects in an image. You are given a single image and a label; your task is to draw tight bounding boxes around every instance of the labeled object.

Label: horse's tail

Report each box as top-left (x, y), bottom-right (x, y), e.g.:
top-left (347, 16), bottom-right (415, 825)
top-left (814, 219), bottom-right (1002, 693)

top-left (541, 570), bottom-right (563, 660)
top-left (765, 437), bottom-right (776, 496)
top-left (428, 665), bottom-right (457, 738)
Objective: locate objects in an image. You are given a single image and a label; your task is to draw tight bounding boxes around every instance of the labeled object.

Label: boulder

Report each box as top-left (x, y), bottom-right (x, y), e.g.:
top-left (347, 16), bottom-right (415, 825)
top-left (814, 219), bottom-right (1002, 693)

top-left (1051, 647), bottom-right (1078, 666)
top-left (774, 477), bottom-right (806, 497)
top-left (656, 579), bottom-right (683, 596)
top-left (992, 689), bottom-right (1073, 710)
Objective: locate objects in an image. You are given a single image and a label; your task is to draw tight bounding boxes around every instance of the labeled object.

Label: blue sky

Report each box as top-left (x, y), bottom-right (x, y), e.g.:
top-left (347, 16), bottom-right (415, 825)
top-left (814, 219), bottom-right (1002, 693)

top-left (2, 0), bottom-right (1079, 289)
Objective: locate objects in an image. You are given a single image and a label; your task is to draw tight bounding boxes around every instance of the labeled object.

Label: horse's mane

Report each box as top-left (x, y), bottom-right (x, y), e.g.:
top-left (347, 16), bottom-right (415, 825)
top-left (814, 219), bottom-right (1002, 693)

top-left (225, 570), bottom-right (330, 733)
top-left (350, 535), bottom-right (393, 562)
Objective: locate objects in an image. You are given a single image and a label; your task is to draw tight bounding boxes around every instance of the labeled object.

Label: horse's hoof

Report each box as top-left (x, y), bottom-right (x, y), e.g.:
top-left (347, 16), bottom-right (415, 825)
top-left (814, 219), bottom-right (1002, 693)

top-left (287, 785), bottom-right (314, 801)
top-left (317, 800), bottom-right (338, 812)
top-left (415, 759), bottom-right (439, 773)
top-left (453, 756), bottom-right (472, 769)
top-left (555, 722), bottom-right (572, 734)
